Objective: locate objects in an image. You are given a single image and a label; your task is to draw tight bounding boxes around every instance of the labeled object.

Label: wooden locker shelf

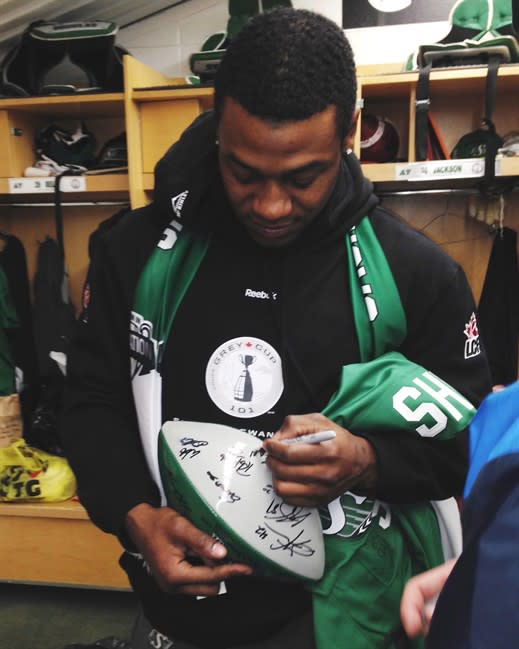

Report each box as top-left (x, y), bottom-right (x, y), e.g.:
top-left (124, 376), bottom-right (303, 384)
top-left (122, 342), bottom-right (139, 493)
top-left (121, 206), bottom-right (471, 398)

top-left (0, 500), bottom-right (129, 589)
top-left (357, 63), bottom-right (519, 184)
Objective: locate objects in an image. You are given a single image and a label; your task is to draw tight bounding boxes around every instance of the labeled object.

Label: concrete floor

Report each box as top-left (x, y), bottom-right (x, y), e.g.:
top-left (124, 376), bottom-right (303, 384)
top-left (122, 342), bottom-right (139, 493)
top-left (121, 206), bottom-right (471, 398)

top-left (0, 582), bottom-right (138, 649)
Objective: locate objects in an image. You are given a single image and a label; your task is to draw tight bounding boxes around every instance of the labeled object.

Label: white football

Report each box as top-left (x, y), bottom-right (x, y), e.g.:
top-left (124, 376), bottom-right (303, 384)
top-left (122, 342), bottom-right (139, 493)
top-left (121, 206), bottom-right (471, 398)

top-left (158, 420), bottom-right (325, 582)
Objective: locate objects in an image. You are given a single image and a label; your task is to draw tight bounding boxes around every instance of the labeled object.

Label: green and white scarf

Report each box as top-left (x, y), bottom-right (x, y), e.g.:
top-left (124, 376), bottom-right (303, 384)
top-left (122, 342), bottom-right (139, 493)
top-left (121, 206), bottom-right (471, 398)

top-left (131, 215), bottom-right (475, 649)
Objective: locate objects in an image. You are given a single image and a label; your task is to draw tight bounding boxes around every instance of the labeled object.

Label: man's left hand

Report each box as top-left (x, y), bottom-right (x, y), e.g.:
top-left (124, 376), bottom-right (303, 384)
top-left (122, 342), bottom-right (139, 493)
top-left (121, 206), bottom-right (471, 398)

top-left (263, 413), bottom-right (377, 508)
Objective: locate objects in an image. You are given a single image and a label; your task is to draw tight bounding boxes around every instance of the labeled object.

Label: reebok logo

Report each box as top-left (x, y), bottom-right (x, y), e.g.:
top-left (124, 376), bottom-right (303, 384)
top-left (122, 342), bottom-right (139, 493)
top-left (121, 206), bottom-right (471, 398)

top-left (171, 190), bottom-right (189, 218)
top-left (245, 288), bottom-right (276, 300)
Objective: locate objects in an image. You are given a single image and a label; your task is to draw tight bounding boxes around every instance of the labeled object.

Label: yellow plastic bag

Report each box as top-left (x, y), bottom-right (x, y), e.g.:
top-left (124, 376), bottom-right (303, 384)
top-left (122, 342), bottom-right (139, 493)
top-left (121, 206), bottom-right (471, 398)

top-left (0, 439), bottom-right (77, 502)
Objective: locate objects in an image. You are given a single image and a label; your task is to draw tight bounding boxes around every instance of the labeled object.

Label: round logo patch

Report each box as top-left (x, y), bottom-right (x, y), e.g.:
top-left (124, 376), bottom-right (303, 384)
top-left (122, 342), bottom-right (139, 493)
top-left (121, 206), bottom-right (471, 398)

top-left (205, 336), bottom-right (284, 418)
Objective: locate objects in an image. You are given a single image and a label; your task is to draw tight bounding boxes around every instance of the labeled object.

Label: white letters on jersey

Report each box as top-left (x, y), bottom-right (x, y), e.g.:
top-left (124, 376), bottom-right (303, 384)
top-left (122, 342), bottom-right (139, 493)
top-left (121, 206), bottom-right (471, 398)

top-left (393, 371), bottom-right (473, 437)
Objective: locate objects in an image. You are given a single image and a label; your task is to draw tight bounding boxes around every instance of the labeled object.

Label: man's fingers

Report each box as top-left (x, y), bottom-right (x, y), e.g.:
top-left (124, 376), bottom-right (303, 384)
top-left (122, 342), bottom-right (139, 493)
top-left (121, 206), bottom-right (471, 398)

top-left (414, 560), bottom-right (456, 601)
top-left (267, 455), bottom-right (333, 481)
top-left (170, 514), bottom-right (229, 562)
top-left (269, 477), bottom-right (327, 507)
top-left (400, 583), bottom-right (427, 638)
top-left (180, 583), bottom-right (223, 597)
top-left (159, 559), bottom-right (252, 593)
top-left (400, 559), bottom-right (456, 638)
top-left (265, 439), bottom-right (334, 465)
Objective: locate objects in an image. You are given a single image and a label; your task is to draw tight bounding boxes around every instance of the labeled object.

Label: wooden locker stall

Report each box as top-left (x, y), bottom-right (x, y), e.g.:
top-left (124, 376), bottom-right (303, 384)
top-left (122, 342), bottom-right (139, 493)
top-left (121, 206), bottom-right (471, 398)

top-left (0, 56), bottom-right (516, 589)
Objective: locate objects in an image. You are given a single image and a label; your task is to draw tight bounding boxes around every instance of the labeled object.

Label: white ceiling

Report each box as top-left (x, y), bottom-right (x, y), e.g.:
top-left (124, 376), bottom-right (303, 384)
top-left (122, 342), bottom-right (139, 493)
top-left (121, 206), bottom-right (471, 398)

top-left (0, 0), bottom-right (189, 53)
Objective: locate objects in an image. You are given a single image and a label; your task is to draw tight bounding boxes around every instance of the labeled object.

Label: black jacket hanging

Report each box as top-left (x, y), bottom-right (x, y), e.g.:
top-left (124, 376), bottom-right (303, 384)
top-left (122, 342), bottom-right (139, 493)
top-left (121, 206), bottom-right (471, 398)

top-left (478, 226), bottom-right (519, 385)
top-left (479, 228), bottom-right (519, 385)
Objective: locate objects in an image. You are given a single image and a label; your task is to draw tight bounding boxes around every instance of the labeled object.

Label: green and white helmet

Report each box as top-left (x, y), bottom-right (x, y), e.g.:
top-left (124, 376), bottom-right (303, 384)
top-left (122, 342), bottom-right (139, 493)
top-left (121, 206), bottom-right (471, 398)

top-left (404, 0), bottom-right (519, 70)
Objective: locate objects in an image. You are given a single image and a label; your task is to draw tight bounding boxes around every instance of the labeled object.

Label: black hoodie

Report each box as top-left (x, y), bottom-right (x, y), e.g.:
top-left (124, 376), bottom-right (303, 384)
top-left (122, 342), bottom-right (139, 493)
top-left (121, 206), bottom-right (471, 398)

top-left (62, 112), bottom-right (492, 648)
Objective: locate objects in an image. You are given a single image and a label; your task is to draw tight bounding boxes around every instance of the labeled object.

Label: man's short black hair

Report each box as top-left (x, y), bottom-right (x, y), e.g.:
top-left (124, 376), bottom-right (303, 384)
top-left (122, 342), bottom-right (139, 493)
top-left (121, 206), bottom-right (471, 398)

top-left (214, 7), bottom-right (357, 139)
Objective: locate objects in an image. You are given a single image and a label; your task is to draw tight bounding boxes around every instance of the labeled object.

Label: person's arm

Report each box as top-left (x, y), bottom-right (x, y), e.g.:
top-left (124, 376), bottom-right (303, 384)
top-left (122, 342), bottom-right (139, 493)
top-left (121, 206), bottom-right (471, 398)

top-left (61, 224), bottom-right (160, 537)
top-left (61, 219), bottom-right (252, 593)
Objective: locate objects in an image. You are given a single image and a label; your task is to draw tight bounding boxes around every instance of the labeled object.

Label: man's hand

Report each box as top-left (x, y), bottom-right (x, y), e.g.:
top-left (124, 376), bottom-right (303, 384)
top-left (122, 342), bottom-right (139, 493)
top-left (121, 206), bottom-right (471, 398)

top-left (125, 503), bottom-right (253, 596)
top-left (263, 413), bottom-right (377, 508)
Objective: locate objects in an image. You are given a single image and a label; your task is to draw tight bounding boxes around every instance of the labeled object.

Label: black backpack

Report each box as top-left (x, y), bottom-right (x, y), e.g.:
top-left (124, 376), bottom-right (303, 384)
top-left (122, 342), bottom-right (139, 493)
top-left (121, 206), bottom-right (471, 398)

top-left (26, 233), bottom-right (76, 456)
top-left (32, 236), bottom-right (75, 379)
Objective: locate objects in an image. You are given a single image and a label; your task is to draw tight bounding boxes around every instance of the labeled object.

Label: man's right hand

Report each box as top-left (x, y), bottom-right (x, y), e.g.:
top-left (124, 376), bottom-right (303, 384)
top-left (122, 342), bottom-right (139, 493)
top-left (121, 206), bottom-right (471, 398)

top-left (125, 503), bottom-right (253, 596)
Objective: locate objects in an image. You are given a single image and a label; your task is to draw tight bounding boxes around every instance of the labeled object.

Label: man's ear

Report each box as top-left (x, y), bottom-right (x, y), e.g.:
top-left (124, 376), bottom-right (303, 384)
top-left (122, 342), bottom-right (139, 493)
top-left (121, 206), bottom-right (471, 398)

top-left (343, 108), bottom-right (360, 152)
